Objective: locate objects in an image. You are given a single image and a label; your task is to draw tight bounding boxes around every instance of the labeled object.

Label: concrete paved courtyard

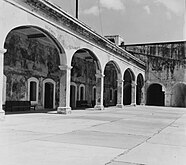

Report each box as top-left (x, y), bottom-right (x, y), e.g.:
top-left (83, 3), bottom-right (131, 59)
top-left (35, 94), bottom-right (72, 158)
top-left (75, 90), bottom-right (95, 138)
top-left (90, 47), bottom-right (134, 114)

top-left (0, 106), bottom-right (186, 165)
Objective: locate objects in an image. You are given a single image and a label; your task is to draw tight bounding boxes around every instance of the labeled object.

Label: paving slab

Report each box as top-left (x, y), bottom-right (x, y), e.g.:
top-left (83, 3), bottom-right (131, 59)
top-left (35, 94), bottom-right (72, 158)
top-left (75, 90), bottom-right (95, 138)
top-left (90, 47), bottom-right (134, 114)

top-left (0, 129), bottom-right (53, 146)
top-left (83, 121), bottom-right (158, 136)
top-left (1, 118), bottom-right (107, 134)
top-left (115, 142), bottom-right (186, 165)
top-left (1, 106), bottom-right (186, 165)
top-left (40, 130), bottom-right (148, 149)
top-left (161, 126), bottom-right (186, 135)
top-left (0, 140), bottom-right (124, 165)
top-left (122, 116), bottom-right (174, 125)
top-left (148, 132), bottom-right (186, 147)
top-left (70, 115), bottom-right (123, 122)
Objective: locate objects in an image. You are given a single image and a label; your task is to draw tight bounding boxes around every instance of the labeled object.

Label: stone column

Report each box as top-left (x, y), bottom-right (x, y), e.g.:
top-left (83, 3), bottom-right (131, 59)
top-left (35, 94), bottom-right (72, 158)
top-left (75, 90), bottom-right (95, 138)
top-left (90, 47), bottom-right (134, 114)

top-left (57, 65), bottom-right (72, 114)
top-left (94, 72), bottom-right (104, 110)
top-left (131, 81), bottom-right (137, 106)
top-left (0, 48), bottom-right (6, 120)
top-left (165, 91), bottom-right (172, 107)
top-left (116, 79), bottom-right (124, 108)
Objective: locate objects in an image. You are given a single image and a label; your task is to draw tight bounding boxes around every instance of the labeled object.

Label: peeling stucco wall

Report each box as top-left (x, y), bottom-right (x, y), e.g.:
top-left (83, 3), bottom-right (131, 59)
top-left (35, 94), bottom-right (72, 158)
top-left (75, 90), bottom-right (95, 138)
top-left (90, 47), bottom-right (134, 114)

top-left (71, 56), bottom-right (96, 105)
top-left (124, 42), bottom-right (186, 106)
top-left (4, 31), bottom-right (60, 107)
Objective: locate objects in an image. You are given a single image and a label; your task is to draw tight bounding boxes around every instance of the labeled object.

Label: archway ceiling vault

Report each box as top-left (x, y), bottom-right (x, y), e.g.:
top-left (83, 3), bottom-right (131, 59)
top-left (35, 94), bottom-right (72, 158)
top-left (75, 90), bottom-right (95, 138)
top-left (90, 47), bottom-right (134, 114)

top-left (14, 27), bottom-right (52, 44)
top-left (74, 51), bottom-right (95, 62)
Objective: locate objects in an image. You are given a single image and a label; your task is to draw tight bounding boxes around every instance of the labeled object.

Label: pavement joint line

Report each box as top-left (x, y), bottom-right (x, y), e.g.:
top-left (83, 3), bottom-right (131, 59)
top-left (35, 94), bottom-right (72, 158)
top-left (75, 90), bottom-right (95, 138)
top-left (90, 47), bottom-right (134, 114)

top-left (34, 138), bottom-right (129, 150)
top-left (106, 160), bottom-right (146, 165)
top-left (108, 112), bottom-right (185, 164)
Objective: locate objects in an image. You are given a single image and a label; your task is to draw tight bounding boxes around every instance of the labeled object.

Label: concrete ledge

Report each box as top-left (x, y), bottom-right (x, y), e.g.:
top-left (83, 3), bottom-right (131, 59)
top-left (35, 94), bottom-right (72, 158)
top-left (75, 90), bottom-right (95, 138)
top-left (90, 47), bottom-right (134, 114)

top-left (0, 110), bottom-right (5, 120)
top-left (116, 104), bottom-right (125, 108)
top-left (94, 105), bottom-right (104, 110)
top-left (57, 107), bottom-right (71, 114)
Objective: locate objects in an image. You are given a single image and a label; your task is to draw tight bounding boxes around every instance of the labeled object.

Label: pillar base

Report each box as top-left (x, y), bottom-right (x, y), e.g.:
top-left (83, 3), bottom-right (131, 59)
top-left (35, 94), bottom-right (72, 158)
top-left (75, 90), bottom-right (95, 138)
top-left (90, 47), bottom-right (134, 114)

top-left (116, 104), bottom-right (124, 108)
top-left (0, 109), bottom-right (5, 120)
top-left (94, 105), bottom-right (104, 110)
top-left (57, 107), bottom-right (71, 114)
top-left (130, 103), bottom-right (136, 106)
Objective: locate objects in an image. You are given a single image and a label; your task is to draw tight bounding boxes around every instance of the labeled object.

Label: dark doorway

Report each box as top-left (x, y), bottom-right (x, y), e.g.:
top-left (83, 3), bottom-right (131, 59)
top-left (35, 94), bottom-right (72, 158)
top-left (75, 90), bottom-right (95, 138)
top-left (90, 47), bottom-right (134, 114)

top-left (114, 90), bottom-right (117, 105)
top-left (30, 81), bottom-right (37, 101)
top-left (70, 85), bottom-right (76, 109)
top-left (123, 69), bottom-right (135, 105)
top-left (123, 83), bottom-right (132, 105)
top-left (44, 83), bottom-right (54, 108)
top-left (103, 62), bottom-right (118, 107)
top-left (146, 84), bottom-right (165, 106)
top-left (136, 87), bottom-right (140, 105)
top-left (92, 87), bottom-right (96, 107)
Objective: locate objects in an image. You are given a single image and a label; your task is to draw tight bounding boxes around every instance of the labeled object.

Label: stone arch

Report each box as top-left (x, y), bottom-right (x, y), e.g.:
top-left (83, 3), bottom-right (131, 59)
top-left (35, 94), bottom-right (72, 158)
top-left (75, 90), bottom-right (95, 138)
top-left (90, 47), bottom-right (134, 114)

top-left (103, 61), bottom-right (121, 107)
top-left (3, 25), bottom-right (67, 66)
top-left (171, 82), bottom-right (186, 107)
top-left (123, 68), bottom-right (135, 82)
top-left (71, 48), bottom-right (101, 108)
top-left (3, 25), bottom-right (65, 109)
top-left (146, 83), bottom-right (165, 106)
top-left (43, 78), bottom-right (56, 109)
top-left (103, 60), bottom-right (122, 78)
top-left (71, 48), bottom-right (102, 73)
top-left (136, 73), bottom-right (144, 105)
top-left (123, 68), bottom-right (135, 105)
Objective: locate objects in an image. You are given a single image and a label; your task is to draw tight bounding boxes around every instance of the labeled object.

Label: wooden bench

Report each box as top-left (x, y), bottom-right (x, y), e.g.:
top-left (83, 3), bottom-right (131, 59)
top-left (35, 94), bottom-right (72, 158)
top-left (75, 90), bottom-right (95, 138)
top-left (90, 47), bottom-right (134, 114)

top-left (4, 101), bottom-right (36, 112)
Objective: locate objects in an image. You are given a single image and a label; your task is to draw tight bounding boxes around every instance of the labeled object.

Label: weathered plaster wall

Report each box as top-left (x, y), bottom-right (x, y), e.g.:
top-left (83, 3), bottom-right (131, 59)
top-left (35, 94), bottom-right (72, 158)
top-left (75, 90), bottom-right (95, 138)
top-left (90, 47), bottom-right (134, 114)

top-left (71, 56), bottom-right (96, 105)
top-left (124, 42), bottom-right (186, 106)
top-left (171, 83), bottom-right (186, 107)
top-left (104, 65), bottom-right (117, 106)
top-left (4, 31), bottom-right (60, 107)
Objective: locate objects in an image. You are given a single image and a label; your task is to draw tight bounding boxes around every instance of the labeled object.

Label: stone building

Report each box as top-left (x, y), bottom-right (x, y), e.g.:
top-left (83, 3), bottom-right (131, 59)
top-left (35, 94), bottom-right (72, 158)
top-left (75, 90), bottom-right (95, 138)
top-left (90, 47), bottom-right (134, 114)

top-left (123, 41), bottom-right (186, 107)
top-left (0, 0), bottom-right (145, 118)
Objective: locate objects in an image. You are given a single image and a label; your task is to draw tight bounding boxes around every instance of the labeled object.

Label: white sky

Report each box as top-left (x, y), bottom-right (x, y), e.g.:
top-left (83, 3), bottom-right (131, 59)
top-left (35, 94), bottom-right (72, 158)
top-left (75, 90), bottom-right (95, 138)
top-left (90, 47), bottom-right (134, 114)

top-left (50, 0), bottom-right (185, 44)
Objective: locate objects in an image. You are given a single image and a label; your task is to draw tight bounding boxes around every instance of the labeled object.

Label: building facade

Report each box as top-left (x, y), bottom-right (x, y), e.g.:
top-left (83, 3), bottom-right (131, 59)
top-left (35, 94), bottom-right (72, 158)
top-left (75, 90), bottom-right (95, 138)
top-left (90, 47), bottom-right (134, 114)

top-left (123, 41), bottom-right (186, 107)
top-left (0, 0), bottom-right (145, 118)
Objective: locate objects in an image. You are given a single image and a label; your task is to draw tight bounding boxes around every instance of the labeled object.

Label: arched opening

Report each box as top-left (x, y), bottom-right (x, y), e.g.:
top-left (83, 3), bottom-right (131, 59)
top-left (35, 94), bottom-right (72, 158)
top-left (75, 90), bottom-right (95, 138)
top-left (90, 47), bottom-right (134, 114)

top-left (79, 84), bottom-right (86, 101)
top-left (44, 83), bottom-right (54, 108)
top-left (146, 83), bottom-right (165, 106)
top-left (71, 48), bottom-right (101, 109)
top-left (3, 26), bottom-right (65, 111)
top-left (92, 86), bottom-right (96, 107)
top-left (43, 79), bottom-right (56, 109)
top-left (171, 83), bottom-right (186, 107)
top-left (103, 61), bottom-right (118, 107)
top-left (28, 77), bottom-right (39, 105)
top-left (70, 82), bottom-right (77, 110)
top-left (136, 74), bottom-right (144, 105)
top-left (123, 68), bottom-right (135, 105)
